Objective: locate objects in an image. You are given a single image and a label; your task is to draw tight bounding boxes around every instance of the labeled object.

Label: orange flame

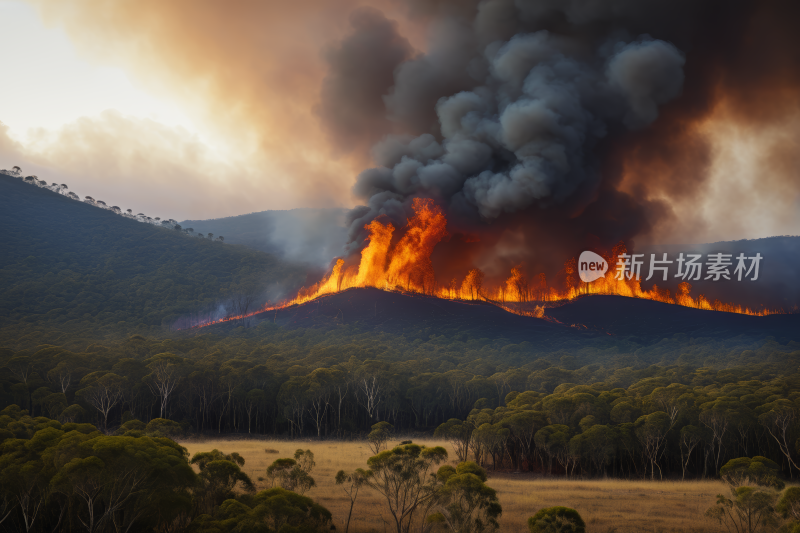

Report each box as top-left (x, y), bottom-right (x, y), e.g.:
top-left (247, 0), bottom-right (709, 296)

top-left (287, 198), bottom-right (448, 305)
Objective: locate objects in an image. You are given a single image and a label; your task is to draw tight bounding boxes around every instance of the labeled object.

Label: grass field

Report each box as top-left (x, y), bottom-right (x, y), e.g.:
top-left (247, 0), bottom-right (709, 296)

top-left (180, 438), bottom-right (729, 533)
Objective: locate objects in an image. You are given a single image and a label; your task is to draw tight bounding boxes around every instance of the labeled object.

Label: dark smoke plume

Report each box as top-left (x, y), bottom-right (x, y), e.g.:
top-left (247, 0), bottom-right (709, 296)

top-left (317, 0), bottom-right (800, 285)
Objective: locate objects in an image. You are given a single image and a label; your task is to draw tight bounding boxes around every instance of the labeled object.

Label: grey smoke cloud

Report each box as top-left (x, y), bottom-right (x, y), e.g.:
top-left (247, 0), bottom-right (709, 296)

top-left (346, 30), bottom-right (684, 245)
top-left (317, 7), bottom-right (413, 153)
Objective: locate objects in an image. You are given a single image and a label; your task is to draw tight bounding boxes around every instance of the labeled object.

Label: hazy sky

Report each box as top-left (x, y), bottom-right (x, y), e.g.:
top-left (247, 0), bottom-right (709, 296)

top-left (0, 0), bottom-right (798, 243)
top-left (0, 0), bottom-right (381, 222)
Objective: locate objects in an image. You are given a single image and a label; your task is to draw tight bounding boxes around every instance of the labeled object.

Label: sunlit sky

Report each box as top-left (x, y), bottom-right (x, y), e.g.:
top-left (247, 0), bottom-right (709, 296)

top-left (0, 0), bottom-right (363, 222)
top-left (0, 2), bottom-right (194, 139)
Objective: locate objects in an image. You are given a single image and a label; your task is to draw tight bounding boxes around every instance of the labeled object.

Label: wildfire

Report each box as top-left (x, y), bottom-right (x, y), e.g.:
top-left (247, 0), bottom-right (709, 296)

top-left (191, 198), bottom-right (782, 329)
top-left (280, 198), bottom-right (781, 317)
top-left (287, 198), bottom-right (447, 305)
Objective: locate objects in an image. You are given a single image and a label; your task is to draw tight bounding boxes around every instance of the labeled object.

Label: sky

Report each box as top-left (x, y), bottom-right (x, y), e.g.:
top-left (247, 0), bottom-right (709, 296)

top-left (0, 0), bottom-right (798, 243)
top-left (0, 0), bottom-right (377, 222)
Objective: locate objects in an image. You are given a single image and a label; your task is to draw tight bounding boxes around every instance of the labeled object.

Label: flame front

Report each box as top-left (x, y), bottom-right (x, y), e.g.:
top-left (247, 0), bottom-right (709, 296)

top-left (289, 198), bottom-right (447, 304)
top-left (285, 199), bottom-right (781, 316)
top-left (190, 198), bottom-right (783, 329)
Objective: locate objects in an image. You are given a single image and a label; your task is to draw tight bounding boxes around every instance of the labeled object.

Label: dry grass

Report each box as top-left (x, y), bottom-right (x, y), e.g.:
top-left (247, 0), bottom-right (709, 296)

top-left (180, 438), bottom-right (728, 533)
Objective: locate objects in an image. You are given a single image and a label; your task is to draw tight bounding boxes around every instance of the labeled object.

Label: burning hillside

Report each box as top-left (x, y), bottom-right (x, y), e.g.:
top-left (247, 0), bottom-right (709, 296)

top-left (187, 199), bottom-right (783, 331)
top-left (285, 199), bottom-right (780, 316)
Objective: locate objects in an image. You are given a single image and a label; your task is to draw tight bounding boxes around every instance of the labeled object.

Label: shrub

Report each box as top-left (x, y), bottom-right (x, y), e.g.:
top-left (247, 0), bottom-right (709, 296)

top-left (720, 456), bottom-right (785, 490)
top-left (528, 506), bottom-right (586, 533)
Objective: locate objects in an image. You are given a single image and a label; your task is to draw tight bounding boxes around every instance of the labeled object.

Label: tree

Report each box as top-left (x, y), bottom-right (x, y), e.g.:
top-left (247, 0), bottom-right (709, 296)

top-left (47, 362), bottom-right (73, 395)
top-left (535, 425), bottom-right (571, 478)
top-left (41, 393), bottom-right (67, 419)
top-left (266, 449), bottom-right (316, 494)
top-left (78, 373), bottom-right (124, 431)
top-left (776, 487), bottom-right (800, 523)
top-left (701, 402), bottom-right (733, 475)
top-left (436, 419), bottom-right (473, 463)
top-left (227, 292), bottom-right (257, 328)
top-left (365, 443), bottom-right (448, 533)
top-left (52, 433), bottom-right (197, 533)
top-left (145, 418), bottom-right (184, 438)
top-left (680, 425), bottom-right (703, 481)
top-left (193, 487), bottom-right (332, 532)
top-left (11, 165), bottom-right (21, 176)
top-left (528, 507), bottom-right (586, 533)
top-left (207, 233), bottom-right (213, 239)
top-left (705, 486), bottom-right (778, 533)
top-left (428, 461), bottom-right (501, 533)
top-left (357, 367), bottom-right (384, 421)
top-left (635, 411), bottom-right (674, 480)
top-left (472, 423), bottom-right (509, 471)
top-left (145, 354), bottom-right (184, 419)
top-left (0, 427), bottom-right (62, 532)
top-left (720, 457), bottom-right (785, 490)
top-left (505, 410), bottom-right (547, 471)
top-left (576, 425), bottom-right (616, 476)
top-left (335, 468), bottom-right (369, 533)
top-left (302, 368), bottom-right (334, 437)
top-left (368, 421), bottom-right (394, 455)
top-left (191, 449), bottom-right (254, 513)
top-left (759, 401), bottom-right (800, 477)
top-left (462, 269), bottom-right (485, 300)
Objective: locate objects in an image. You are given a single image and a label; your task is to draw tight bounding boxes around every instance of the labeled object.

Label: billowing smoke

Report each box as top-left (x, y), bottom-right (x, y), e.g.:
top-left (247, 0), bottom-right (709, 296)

top-left (353, 34), bottom-right (684, 223)
top-left (316, 0), bottom-right (800, 283)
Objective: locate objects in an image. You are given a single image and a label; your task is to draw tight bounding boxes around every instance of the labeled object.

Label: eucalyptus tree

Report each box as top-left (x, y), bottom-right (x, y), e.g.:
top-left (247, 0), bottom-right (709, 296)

top-left (759, 399), bottom-right (800, 478)
top-left (635, 411), bottom-right (674, 480)
top-left (365, 443), bottom-right (448, 533)
top-left (77, 372), bottom-right (124, 431)
top-left (335, 468), bottom-right (369, 533)
top-left (535, 425), bottom-right (571, 477)
top-left (428, 461), bottom-right (501, 533)
top-left (191, 449), bottom-right (253, 513)
top-left (436, 418), bottom-right (474, 462)
top-left (679, 425), bottom-right (704, 480)
top-left (144, 353), bottom-right (188, 420)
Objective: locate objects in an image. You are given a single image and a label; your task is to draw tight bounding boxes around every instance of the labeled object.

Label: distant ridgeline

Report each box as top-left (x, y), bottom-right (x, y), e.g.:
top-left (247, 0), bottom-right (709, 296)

top-left (0, 166), bottom-right (222, 241)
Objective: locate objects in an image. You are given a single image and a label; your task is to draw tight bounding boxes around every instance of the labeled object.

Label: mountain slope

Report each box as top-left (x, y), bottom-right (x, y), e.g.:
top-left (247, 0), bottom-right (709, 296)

top-left (0, 176), bottom-right (304, 345)
top-left (180, 208), bottom-right (347, 267)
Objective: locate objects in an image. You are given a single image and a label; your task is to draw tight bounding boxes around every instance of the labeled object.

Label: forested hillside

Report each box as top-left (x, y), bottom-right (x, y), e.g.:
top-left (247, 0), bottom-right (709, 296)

top-left (0, 175), bottom-right (304, 344)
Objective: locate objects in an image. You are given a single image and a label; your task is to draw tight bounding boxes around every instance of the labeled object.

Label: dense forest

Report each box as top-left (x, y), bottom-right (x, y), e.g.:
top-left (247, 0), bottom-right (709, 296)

top-left (2, 326), bottom-right (800, 481)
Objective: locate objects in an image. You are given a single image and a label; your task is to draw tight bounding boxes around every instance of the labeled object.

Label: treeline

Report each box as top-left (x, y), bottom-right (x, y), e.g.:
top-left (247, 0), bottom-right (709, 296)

top-left (2, 330), bottom-right (800, 481)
